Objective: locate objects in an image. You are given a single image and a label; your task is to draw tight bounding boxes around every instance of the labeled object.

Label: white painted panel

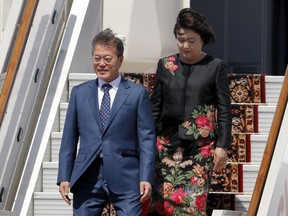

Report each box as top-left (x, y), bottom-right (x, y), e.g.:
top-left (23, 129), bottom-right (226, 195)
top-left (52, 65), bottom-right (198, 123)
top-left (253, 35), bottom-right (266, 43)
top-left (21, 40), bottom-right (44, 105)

top-left (42, 162), bottom-right (59, 192)
top-left (51, 132), bottom-right (62, 162)
top-left (103, 0), bottom-right (183, 73)
top-left (59, 103), bottom-right (68, 131)
top-left (258, 105), bottom-right (276, 133)
top-left (68, 73), bottom-right (96, 99)
top-left (51, 131), bottom-right (79, 163)
top-left (265, 76), bottom-right (284, 83)
top-left (235, 194), bottom-right (251, 212)
top-left (33, 192), bottom-right (73, 216)
top-left (265, 76), bottom-right (284, 104)
top-left (242, 164), bottom-right (260, 193)
top-left (250, 134), bottom-right (268, 163)
top-left (212, 210), bottom-right (247, 216)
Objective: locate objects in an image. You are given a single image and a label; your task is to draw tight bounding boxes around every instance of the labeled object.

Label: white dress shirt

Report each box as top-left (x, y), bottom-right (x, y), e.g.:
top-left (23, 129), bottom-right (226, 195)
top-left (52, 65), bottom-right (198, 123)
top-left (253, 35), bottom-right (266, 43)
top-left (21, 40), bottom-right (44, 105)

top-left (98, 75), bottom-right (121, 109)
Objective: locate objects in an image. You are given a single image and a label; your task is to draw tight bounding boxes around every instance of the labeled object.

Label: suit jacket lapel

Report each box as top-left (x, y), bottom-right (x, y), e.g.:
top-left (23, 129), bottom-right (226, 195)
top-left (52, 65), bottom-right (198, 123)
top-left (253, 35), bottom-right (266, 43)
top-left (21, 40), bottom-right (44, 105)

top-left (87, 79), bottom-right (103, 131)
top-left (105, 78), bottom-right (130, 130)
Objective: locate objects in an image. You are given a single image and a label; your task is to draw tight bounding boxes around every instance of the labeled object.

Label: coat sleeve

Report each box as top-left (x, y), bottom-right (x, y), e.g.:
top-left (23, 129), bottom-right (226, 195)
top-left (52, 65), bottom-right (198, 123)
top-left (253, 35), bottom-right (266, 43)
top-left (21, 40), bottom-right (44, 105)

top-left (137, 88), bottom-right (156, 185)
top-left (214, 61), bottom-right (232, 149)
top-left (57, 87), bottom-right (79, 185)
top-left (150, 59), bottom-right (164, 131)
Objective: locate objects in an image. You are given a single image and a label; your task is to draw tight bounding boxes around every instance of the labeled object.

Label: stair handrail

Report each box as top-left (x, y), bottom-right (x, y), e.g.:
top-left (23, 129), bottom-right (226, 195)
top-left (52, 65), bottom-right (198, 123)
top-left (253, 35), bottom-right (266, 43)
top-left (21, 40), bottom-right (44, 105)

top-left (247, 65), bottom-right (288, 216)
top-left (0, 0), bottom-right (39, 126)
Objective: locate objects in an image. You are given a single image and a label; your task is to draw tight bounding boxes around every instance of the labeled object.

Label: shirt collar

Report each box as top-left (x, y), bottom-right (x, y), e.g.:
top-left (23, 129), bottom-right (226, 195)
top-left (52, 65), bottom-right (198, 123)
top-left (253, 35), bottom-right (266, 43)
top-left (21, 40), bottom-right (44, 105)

top-left (98, 74), bottom-right (121, 90)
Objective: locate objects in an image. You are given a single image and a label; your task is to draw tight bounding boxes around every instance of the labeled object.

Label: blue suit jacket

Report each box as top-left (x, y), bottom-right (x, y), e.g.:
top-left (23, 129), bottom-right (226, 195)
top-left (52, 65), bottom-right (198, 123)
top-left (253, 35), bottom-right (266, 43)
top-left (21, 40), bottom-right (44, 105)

top-left (57, 77), bottom-right (156, 194)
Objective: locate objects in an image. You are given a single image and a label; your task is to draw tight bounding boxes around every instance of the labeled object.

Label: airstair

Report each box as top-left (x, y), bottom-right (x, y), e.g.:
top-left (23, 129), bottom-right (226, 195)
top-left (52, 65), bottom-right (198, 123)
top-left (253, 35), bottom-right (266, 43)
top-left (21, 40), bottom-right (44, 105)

top-left (0, 0), bottom-right (286, 215)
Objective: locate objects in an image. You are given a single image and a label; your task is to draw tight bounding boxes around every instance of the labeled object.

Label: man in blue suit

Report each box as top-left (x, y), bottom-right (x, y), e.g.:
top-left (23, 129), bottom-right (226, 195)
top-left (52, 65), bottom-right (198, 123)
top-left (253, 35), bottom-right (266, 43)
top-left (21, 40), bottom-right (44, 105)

top-left (57, 28), bottom-right (156, 216)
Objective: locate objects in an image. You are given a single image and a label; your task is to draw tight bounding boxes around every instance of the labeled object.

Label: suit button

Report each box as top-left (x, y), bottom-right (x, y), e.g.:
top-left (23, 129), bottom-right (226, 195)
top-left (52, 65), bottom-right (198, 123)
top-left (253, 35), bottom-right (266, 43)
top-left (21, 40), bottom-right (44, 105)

top-left (99, 153), bottom-right (103, 158)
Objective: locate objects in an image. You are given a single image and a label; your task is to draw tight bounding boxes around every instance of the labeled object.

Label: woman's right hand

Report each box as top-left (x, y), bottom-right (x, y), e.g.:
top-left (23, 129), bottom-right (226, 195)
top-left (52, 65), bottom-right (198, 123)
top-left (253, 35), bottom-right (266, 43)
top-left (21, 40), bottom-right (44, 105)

top-left (213, 147), bottom-right (228, 172)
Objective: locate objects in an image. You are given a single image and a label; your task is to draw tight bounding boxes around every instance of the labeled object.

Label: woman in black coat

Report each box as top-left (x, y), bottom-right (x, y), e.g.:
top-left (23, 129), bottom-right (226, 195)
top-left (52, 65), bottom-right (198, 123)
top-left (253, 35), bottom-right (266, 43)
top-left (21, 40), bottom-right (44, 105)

top-left (149, 8), bottom-right (232, 216)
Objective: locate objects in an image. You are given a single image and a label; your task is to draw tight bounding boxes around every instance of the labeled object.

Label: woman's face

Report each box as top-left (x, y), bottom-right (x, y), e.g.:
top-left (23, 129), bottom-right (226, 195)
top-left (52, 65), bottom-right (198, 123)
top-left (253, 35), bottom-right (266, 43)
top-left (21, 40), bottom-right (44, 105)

top-left (176, 28), bottom-right (204, 63)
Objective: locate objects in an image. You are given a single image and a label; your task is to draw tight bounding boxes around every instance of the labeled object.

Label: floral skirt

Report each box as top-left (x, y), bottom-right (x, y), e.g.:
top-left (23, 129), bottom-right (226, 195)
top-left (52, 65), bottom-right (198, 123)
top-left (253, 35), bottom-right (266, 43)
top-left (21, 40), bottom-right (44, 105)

top-left (148, 130), bottom-right (215, 216)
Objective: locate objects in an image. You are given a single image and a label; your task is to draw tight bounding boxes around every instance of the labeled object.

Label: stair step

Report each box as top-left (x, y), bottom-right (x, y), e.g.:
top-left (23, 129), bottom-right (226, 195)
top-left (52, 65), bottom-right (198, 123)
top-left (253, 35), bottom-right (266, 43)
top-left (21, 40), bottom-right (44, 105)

top-left (68, 73), bottom-right (96, 100)
top-left (43, 161), bottom-right (260, 197)
top-left (58, 103), bottom-right (276, 135)
top-left (51, 132), bottom-right (79, 162)
top-left (50, 133), bottom-right (268, 164)
top-left (59, 103), bottom-right (68, 131)
top-left (241, 164), bottom-right (260, 193)
top-left (34, 192), bottom-right (251, 215)
top-left (235, 194), bottom-right (251, 212)
top-left (67, 73), bottom-right (284, 104)
top-left (51, 132), bottom-right (62, 162)
top-left (42, 162), bottom-right (59, 192)
top-left (258, 105), bottom-right (276, 133)
top-left (212, 209), bottom-right (247, 216)
top-left (265, 76), bottom-right (284, 104)
top-left (250, 134), bottom-right (268, 163)
top-left (33, 192), bottom-right (73, 216)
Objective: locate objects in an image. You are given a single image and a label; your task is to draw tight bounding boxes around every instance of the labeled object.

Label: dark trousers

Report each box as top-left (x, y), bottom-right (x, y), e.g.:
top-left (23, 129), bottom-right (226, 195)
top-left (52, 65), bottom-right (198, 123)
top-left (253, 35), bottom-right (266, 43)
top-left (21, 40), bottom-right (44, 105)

top-left (72, 157), bottom-right (142, 216)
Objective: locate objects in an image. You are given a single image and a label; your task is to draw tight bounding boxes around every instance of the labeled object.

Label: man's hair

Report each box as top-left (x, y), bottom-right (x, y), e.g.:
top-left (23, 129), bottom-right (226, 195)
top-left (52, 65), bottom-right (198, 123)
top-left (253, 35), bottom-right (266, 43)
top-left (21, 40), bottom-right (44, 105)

top-left (91, 28), bottom-right (124, 56)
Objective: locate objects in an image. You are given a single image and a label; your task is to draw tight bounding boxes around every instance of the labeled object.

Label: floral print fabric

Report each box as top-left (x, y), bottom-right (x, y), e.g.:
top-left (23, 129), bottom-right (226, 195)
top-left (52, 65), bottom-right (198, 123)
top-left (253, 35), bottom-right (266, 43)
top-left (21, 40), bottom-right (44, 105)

top-left (149, 128), bottom-right (215, 216)
top-left (179, 105), bottom-right (217, 141)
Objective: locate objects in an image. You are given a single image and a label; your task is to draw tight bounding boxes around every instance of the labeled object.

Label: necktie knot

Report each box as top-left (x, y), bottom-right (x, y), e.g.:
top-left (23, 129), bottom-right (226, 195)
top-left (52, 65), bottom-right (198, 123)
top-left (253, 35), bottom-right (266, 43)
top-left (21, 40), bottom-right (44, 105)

top-left (102, 83), bottom-right (112, 92)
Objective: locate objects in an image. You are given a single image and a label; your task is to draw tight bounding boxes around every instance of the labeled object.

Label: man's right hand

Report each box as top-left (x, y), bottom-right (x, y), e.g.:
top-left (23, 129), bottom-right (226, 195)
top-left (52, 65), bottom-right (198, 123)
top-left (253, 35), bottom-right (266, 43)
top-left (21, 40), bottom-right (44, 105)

top-left (59, 181), bottom-right (71, 205)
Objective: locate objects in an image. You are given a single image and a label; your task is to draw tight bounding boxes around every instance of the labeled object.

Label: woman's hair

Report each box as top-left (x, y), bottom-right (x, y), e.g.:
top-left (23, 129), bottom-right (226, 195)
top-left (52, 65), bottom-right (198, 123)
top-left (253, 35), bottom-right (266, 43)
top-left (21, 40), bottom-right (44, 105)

top-left (173, 8), bottom-right (215, 45)
top-left (91, 28), bottom-right (124, 57)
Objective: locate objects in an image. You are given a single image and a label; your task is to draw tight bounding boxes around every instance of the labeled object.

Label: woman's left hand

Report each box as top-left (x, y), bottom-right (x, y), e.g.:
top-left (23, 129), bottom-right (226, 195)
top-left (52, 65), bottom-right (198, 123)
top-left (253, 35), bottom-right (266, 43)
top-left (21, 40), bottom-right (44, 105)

top-left (213, 147), bottom-right (228, 172)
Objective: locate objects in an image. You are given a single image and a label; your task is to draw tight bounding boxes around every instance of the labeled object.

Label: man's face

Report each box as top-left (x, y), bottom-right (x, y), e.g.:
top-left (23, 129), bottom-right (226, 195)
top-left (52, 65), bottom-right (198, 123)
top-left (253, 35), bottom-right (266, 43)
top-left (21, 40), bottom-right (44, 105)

top-left (93, 44), bottom-right (124, 83)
